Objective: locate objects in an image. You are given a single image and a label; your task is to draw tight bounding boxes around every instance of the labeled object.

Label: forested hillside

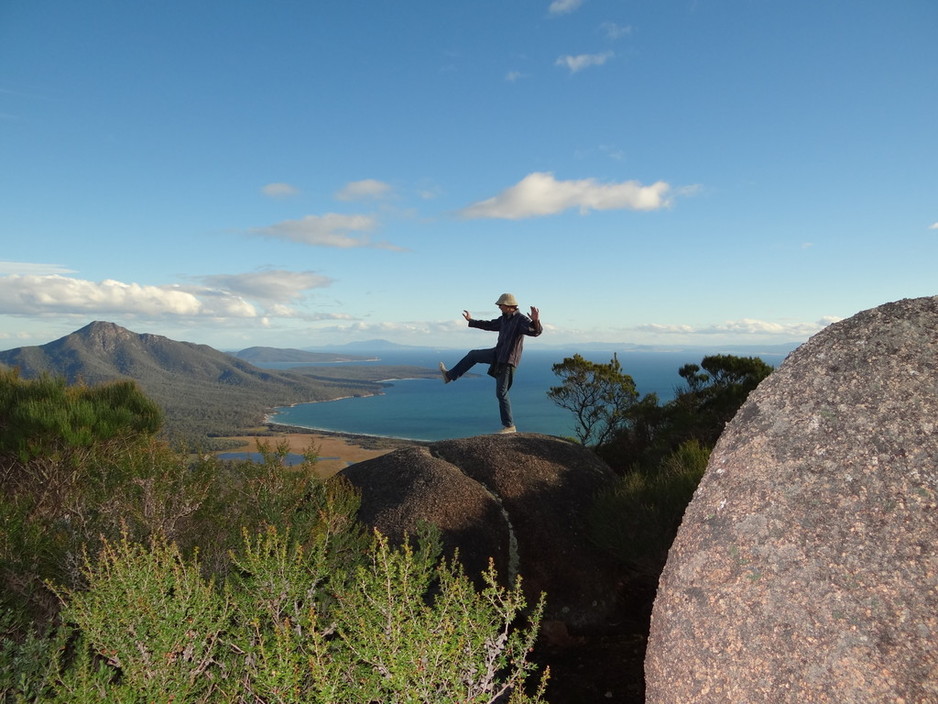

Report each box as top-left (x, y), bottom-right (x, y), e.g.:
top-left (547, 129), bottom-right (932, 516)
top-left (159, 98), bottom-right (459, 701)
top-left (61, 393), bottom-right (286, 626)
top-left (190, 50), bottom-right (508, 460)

top-left (0, 322), bottom-right (433, 445)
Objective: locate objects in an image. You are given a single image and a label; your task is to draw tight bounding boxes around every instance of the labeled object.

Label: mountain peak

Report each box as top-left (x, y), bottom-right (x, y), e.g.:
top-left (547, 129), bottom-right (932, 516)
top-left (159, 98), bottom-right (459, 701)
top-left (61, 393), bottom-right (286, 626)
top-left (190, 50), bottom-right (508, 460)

top-left (80, 320), bottom-right (129, 333)
top-left (72, 321), bottom-right (140, 353)
top-left (0, 322), bottom-right (376, 441)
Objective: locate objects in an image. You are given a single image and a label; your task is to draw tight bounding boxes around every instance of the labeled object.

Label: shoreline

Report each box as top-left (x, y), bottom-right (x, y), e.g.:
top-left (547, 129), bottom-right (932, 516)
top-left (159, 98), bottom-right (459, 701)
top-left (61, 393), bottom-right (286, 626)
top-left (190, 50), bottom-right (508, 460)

top-left (219, 423), bottom-right (425, 478)
top-left (267, 420), bottom-right (435, 445)
top-left (266, 422), bottom-right (430, 449)
top-left (266, 390), bottom-right (384, 414)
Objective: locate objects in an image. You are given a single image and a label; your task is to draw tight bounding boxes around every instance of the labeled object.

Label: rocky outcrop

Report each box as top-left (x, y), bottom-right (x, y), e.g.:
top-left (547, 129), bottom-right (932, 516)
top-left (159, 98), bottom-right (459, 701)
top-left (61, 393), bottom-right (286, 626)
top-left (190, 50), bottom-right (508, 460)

top-left (645, 296), bottom-right (938, 703)
top-left (340, 433), bottom-right (622, 627)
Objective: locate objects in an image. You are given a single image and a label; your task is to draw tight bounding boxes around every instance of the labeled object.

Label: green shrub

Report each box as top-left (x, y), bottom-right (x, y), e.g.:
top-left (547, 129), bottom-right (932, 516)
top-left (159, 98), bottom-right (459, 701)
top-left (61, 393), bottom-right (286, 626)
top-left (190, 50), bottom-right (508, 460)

top-left (0, 609), bottom-right (67, 703)
top-left (1, 373), bottom-right (550, 702)
top-left (56, 534), bottom-right (229, 704)
top-left (0, 431), bottom-right (349, 632)
top-left (317, 529), bottom-right (546, 703)
top-left (191, 443), bottom-right (367, 581)
top-left (24, 526), bottom-right (546, 703)
top-left (0, 438), bottom-right (221, 630)
top-left (589, 439), bottom-right (710, 575)
top-left (0, 370), bottom-right (162, 464)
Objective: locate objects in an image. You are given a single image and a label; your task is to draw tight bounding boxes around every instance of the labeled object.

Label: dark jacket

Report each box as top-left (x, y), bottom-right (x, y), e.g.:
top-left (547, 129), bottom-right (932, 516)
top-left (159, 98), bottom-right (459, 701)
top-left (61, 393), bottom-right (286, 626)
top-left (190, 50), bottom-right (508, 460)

top-left (469, 311), bottom-right (543, 367)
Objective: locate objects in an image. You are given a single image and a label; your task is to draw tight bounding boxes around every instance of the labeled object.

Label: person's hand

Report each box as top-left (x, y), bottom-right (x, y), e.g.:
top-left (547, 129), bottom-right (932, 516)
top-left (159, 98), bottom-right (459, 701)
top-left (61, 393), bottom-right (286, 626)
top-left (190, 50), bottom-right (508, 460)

top-left (462, 310), bottom-right (472, 321)
top-left (530, 306), bottom-right (539, 322)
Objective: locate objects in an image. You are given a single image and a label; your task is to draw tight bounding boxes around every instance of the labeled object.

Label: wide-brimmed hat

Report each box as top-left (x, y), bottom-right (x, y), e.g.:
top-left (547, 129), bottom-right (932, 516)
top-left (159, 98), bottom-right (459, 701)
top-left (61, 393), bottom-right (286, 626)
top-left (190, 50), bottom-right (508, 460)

top-left (495, 293), bottom-right (519, 307)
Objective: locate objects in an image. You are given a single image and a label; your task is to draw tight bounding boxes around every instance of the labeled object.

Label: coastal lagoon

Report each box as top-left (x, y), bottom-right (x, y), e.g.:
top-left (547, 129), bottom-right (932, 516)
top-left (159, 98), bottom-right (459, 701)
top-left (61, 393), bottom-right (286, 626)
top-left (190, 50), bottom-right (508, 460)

top-left (267, 347), bottom-right (793, 442)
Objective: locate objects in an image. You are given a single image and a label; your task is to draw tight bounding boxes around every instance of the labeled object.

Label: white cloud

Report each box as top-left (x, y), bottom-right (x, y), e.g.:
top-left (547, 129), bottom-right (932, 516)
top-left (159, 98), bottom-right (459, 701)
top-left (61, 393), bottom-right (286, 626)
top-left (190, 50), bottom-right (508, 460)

top-left (601, 22), bottom-right (632, 39)
top-left (334, 179), bottom-right (393, 201)
top-left (415, 179), bottom-right (443, 200)
top-left (505, 70), bottom-right (525, 82)
top-left (0, 260), bottom-right (76, 275)
top-left (549, 0), bottom-right (584, 15)
top-left (0, 330), bottom-right (34, 340)
top-left (261, 182), bottom-right (299, 198)
top-left (555, 51), bottom-right (613, 73)
top-left (929, 222), bottom-right (938, 230)
top-left (308, 312), bottom-right (356, 321)
top-left (635, 317), bottom-right (839, 338)
top-left (459, 171), bottom-right (671, 220)
top-left (250, 213), bottom-right (404, 250)
top-left (0, 274), bottom-right (256, 318)
top-left (312, 318), bottom-right (467, 340)
top-left (0, 270), bottom-right (353, 324)
top-left (198, 270), bottom-right (333, 304)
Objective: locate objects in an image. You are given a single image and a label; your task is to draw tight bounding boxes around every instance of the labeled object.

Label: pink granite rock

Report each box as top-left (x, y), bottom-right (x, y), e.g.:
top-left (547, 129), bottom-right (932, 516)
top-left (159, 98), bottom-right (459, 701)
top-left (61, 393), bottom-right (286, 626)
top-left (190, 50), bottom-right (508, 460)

top-left (646, 296), bottom-right (938, 703)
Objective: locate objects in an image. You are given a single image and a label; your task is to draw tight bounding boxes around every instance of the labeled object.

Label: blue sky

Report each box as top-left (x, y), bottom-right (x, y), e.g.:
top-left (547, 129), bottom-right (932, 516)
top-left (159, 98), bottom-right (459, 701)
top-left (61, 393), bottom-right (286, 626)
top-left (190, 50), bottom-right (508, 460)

top-left (2, 0), bottom-right (936, 352)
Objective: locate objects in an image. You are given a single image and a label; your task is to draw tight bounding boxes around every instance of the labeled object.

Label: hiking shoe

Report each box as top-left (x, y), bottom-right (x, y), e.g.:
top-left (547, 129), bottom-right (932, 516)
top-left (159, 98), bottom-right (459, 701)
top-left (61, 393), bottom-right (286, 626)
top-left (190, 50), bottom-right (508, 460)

top-left (439, 362), bottom-right (451, 384)
top-left (497, 425), bottom-right (517, 434)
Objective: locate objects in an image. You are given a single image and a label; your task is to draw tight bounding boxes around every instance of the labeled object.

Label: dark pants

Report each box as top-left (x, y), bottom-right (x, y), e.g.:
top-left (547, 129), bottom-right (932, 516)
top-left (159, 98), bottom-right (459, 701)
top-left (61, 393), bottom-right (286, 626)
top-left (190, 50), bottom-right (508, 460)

top-left (448, 348), bottom-right (514, 428)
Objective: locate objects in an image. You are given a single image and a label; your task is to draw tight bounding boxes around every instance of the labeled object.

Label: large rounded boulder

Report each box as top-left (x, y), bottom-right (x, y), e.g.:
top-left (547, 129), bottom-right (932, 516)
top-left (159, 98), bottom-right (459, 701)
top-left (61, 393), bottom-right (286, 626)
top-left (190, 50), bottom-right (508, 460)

top-left (645, 296), bottom-right (938, 703)
top-left (340, 433), bottom-right (622, 627)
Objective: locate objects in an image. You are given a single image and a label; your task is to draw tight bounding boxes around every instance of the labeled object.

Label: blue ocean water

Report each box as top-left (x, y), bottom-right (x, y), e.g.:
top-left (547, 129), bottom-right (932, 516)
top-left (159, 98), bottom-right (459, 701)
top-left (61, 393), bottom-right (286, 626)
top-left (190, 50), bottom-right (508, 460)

top-left (267, 348), bottom-right (791, 442)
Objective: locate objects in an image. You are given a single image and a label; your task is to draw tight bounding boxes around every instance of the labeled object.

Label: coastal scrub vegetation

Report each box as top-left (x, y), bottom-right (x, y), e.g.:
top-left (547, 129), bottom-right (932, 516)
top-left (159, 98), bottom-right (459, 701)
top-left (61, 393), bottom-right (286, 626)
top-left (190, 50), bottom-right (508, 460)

top-left (0, 372), bottom-right (547, 703)
top-left (548, 353), bottom-right (774, 574)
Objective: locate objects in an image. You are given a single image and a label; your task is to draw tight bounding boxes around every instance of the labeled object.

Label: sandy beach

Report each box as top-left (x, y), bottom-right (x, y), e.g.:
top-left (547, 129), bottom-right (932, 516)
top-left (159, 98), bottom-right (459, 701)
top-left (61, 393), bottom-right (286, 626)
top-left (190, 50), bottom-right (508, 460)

top-left (221, 427), bottom-right (422, 477)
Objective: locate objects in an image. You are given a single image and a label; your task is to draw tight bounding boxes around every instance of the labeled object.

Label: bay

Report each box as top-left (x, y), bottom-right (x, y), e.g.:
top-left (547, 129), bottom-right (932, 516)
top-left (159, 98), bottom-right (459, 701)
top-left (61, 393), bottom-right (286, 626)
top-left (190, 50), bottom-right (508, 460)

top-left (267, 348), bottom-right (791, 442)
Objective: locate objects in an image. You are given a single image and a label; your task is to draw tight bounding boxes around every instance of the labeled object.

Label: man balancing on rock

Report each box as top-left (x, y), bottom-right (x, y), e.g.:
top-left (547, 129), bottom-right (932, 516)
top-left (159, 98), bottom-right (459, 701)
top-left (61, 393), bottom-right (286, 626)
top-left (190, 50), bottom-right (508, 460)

top-left (440, 293), bottom-right (542, 434)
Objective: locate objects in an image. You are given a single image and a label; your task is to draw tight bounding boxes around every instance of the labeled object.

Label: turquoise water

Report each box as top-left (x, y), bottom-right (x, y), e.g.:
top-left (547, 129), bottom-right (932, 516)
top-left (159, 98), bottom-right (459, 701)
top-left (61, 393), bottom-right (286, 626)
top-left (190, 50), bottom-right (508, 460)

top-left (268, 348), bottom-right (790, 442)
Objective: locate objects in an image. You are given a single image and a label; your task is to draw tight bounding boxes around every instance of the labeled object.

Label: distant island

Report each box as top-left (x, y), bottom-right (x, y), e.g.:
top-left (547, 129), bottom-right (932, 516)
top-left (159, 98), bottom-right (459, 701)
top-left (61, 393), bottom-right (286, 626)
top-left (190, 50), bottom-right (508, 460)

top-left (234, 346), bottom-right (377, 364)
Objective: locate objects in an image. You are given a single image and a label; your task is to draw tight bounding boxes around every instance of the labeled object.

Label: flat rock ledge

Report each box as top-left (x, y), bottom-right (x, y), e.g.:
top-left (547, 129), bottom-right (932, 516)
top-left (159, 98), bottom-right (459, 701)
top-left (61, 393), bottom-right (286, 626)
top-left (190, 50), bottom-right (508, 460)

top-left (645, 296), bottom-right (938, 704)
top-left (340, 433), bottom-right (623, 628)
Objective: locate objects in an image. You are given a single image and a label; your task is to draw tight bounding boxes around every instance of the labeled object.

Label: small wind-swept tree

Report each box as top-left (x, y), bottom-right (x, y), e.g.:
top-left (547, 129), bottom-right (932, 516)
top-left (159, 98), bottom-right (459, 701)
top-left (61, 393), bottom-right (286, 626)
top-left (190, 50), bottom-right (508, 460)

top-left (547, 353), bottom-right (638, 446)
top-left (672, 354), bottom-right (774, 446)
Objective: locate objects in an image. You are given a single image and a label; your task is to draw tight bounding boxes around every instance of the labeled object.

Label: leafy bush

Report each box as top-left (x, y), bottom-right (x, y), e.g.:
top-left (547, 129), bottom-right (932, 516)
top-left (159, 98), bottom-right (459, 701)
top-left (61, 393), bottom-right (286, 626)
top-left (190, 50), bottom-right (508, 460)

top-left (0, 609), bottom-right (67, 703)
top-left (589, 440), bottom-right (710, 576)
top-left (0, 426), bottom-right (341, 632)
top-left (0, 437), bottom-right (222, 630)
top-left (55, 534), bottom-right (229, 703)
top-left (0, 369), bottom-right (162, 464)
top-left (0, 373), bottom-right (549, 703)
top-left (1, 526), bottom-right (546, 703)
top-left (317, 531), bottom-right (546, 703)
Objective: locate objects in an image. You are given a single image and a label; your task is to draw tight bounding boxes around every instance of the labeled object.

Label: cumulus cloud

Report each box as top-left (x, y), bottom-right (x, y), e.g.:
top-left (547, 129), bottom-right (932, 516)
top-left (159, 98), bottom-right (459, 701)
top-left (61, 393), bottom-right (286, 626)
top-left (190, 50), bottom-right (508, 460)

top-left (0, 268), bottom-right (347, 321)
top-left (261, 182), bottom-right (299, 198)
top-left (555, 51), bottom-right (613, 73)
top-left (334, 179), bottom-right (393, 201)
top-left (929, 222), bottom-right (938, 230)
top-left (197, 270), bottom-right (333, 304)
top-left (459, 172), bottom-right (671, 220)
top-left (0, 274), bottom-right (256, 318)
top-left (549, 0), bottom-right (584, 15)
top-left (250, 213), bottom-right (404, 250)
